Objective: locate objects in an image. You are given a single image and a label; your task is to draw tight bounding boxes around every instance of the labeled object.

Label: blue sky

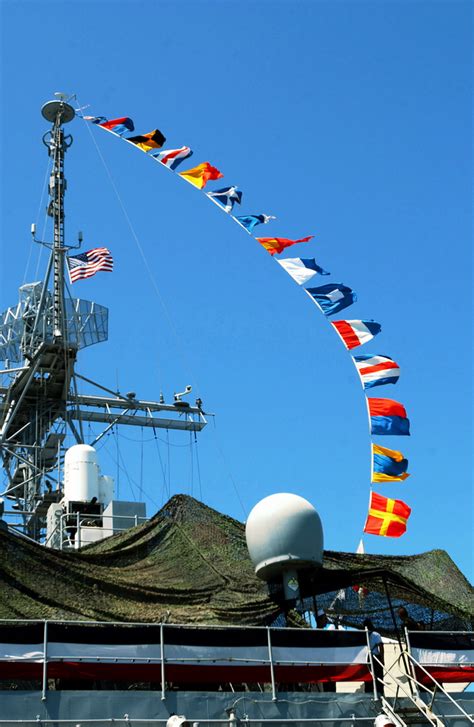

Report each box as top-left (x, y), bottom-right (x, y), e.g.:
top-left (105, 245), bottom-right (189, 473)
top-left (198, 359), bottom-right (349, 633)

top-left (1, 1), bottom-right (472, 579)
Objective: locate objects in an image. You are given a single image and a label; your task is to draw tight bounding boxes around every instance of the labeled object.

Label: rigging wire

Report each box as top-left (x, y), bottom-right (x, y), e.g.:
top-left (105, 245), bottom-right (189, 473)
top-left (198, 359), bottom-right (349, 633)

top-left (166, 429), bottom-right (171, 500)
top-left (23, 155), bottom-right (51, 285)
top-left (189, 430), bottom-right (194, 496)
top-left (74, 100), bottom-right (248, 519)
top-left (74, 98), bottom-right (197, 389)
top-left (101, 432), bottom-right (162, 510)
top-left (117, 430), bottom-right (190, 447)
top-left (152, 427), bottom-right (170, 505)
top-left (209, 422), bottom-right (248, 520)
top-left (194, 431), bottom-right (203, 501)
top-left (139, 427), bottom-right (144, 501)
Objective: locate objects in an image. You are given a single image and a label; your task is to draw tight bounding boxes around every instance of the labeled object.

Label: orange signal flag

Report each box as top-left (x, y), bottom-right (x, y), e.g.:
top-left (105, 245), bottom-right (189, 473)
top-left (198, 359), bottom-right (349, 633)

top-left (127, 129), bottom-right (166, 151)
top-left (256, 236), bottom-right (314, 256)
top-left (363, 491), bottom-right (411, 538)
top-left (179, 162), bottom-right (223, 190)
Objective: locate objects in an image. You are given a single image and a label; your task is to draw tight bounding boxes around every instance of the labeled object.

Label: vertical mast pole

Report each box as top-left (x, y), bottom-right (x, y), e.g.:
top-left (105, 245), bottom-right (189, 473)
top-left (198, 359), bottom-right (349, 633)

top-left (41, 95), bottom-right (75, 342)
top-left (51, 114), bottom-right (66, 340)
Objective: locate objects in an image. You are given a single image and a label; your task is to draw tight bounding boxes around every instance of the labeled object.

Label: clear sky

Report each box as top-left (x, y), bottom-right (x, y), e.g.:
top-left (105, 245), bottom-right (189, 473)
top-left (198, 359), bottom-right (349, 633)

top-left (1, 1), bottom-right (472, 579)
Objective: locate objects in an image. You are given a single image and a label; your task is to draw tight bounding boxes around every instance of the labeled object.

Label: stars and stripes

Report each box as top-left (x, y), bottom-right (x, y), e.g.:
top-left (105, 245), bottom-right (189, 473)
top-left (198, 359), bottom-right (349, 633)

top-left (66, 248), bottom-right (114, 283)
top-left (353, 354), bottom-right (400, 389)
top-left (150, 146), bottom-right (193, 170)
top-left (331, 320), bottom-right (381, 350)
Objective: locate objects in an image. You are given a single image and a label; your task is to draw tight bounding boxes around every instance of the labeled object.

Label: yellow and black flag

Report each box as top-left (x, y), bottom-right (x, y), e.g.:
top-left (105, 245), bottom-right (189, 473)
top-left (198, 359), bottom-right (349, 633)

top-left (127, 129), bottom-right (166, 152)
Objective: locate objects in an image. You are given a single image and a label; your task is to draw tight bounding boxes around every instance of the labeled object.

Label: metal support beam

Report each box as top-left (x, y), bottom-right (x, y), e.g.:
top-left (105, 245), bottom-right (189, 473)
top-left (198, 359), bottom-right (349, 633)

top-left (70, 393), bottom-right (207, 416)
top-left (0, 357), bottom-right (42, 442)
top-left (69, 409), bottom-right (206, 431)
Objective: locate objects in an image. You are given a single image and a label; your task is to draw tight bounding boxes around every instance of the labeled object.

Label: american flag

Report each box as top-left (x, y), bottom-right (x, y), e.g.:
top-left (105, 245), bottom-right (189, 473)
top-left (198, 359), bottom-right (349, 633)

top-left (66, 247), bottom-right (113, 283)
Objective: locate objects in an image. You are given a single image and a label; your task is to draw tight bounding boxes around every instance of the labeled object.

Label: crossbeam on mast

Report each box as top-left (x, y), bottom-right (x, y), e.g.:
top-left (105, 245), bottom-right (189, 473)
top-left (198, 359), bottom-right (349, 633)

top-left (70, 410), bottom-right (206, 431)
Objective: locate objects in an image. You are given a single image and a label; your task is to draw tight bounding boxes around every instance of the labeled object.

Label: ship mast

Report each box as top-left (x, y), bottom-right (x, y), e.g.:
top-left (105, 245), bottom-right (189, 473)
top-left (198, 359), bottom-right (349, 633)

top-left (44, 96), bottom-right (73, 342)
top-left (0, 95), bottom-right (207, 542)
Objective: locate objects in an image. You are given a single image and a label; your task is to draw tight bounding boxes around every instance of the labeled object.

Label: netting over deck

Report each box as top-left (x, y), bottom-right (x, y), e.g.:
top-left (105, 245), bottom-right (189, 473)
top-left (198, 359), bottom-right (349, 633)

top-left (0, 494), bottom-right (472, 629)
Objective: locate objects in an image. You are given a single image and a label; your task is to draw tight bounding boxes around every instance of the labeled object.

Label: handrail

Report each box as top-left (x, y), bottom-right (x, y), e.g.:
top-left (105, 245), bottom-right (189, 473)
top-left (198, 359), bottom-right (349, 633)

top-left (58, 510), bottom-right (148, 549)
top-left (5, 619), bottom-right (472, 636)
top-left (5, 510), bottom-right (148, 548)
top-left (0, 617), bottom-right (370, 632)
top-left (0, 719), bottom-right (380, 725)
top-left (379, 647), bottom-right (473, 726)
top-left (375, 652), bottom-right (440, 726)
top-left (399, 650), bottom-right (473, 723)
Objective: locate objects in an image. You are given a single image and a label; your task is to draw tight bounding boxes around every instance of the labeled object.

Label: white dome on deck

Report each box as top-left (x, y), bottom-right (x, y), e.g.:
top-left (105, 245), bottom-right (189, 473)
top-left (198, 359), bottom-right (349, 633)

top-left (245, 492), bottom-right (324, 581)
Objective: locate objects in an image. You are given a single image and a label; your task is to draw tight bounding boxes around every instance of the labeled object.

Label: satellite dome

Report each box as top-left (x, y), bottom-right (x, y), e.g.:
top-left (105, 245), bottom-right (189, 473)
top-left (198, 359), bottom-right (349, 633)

top-left (245, 493), bottom-right (323, 580)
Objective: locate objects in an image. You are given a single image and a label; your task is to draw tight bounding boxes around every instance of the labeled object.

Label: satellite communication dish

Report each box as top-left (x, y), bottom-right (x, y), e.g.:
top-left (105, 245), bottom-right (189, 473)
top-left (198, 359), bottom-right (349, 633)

top-left (41, 100), bottom-right (75, 124)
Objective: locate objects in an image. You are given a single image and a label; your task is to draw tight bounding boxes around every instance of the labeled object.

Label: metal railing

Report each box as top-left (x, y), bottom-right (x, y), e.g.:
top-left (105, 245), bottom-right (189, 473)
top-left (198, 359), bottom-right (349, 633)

top-left (0, 619), bottom-right (374, 704)
top-left (58, 510), bottom-right (148, 549)
top-left (39, 510), bottom-right (148, 549)
top-left (379, 645), bottom-right (473, 725)
top-left (3, 508), bottom-right (148, 548)
top-left (0, 719), bottom-right (383, 726)
top-left (2, 618), bottom-right (473, 724)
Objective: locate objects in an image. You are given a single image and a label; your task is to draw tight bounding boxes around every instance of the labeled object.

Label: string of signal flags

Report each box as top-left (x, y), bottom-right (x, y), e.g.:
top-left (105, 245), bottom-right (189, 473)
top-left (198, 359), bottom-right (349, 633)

top-left (80, 112), bottom-right (412, 540)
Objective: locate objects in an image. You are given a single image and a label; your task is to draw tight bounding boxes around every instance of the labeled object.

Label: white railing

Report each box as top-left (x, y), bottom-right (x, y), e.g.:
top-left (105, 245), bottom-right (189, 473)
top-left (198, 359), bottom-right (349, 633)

top-left (0, 619), bottom-right (374, 704)
top-left (379, 642), bottom-right (473, 726)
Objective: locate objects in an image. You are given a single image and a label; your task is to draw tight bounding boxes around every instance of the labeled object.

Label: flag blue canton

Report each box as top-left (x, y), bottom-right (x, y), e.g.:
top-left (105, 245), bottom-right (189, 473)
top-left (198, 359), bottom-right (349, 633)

top-left (67, 247), bottom-right (113, 283)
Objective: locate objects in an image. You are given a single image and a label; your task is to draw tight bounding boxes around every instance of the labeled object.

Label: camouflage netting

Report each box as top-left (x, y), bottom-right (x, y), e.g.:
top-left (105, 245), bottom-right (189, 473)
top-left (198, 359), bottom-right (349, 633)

top-left (301, 548), bottom-right (474, 633)
top-left (0, 494), bottom-right (472, 631)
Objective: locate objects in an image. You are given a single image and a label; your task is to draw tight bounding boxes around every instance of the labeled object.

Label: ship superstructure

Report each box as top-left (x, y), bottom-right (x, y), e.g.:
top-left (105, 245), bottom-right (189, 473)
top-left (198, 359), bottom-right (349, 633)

top-left (0, 98), bottom-right (472, 727)
top-left (0, 95), bottom-right (206, 545)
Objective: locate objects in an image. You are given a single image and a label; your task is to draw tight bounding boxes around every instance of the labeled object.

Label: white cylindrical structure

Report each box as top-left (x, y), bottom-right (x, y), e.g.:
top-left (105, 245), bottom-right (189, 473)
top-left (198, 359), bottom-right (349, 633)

top-left (63, 444), bottom-right (99, 503)
top-left (245, 493), bottom-right (324, 580)
top-left (98, 474), bottom-right (114, 507)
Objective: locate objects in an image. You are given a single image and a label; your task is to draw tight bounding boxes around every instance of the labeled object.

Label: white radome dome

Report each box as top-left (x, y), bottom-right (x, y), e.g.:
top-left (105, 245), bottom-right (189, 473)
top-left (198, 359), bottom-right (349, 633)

top-left (245, 492), bottom-right (323, 580)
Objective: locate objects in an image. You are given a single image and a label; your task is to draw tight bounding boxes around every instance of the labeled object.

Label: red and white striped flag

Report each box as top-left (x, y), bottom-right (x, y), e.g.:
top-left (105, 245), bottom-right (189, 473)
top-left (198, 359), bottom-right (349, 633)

top-left (66, 247), bottom-right (113, 283)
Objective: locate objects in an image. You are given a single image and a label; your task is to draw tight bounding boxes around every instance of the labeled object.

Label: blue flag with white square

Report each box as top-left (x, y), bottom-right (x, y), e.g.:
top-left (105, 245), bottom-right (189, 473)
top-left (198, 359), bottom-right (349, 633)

top-left (306, 283), bottom-right (356, 316)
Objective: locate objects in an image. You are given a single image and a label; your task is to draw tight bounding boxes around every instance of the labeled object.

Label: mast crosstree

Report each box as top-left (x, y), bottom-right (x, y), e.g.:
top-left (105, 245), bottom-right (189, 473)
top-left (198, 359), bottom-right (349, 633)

top-left (0, 95), bottom-right (207, 540)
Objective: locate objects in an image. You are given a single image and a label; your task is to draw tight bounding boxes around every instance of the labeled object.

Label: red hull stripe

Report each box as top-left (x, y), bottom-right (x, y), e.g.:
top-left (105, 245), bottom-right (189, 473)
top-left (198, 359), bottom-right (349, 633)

top-left (415, 666), bottom-right (474, 684)
top-left (0, 662), bottom-right (371, 683)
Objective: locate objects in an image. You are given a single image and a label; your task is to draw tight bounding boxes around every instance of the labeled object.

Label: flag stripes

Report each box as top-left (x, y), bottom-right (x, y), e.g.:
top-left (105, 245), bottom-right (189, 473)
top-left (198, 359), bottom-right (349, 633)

top-left (67, 248), bottom-right (114, 283)
top-left (354, 354), bottom-right (400, 389)
top-left (331, 320), bottom-right (381, 350)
